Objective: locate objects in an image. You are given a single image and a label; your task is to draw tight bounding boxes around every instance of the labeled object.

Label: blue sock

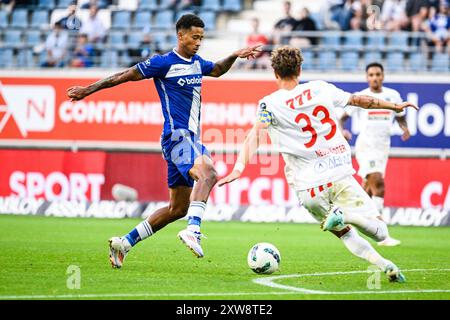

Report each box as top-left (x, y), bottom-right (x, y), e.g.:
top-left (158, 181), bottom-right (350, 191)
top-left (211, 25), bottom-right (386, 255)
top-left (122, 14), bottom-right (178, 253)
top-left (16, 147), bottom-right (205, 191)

top-left (124, 220), bottom-right (153, 247)
top-left (187, 201), bottom-right (206, 233)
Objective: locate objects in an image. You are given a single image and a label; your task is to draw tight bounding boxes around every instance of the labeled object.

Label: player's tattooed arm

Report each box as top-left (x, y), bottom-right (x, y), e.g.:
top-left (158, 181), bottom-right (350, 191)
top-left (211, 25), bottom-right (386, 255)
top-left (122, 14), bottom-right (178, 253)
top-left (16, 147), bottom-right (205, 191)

top-left (67, 66), bottom-right (144, 101)
top-left (348, 94), bottom-right (418, 113)
top-left (208, 45), bottom-right (262, 77)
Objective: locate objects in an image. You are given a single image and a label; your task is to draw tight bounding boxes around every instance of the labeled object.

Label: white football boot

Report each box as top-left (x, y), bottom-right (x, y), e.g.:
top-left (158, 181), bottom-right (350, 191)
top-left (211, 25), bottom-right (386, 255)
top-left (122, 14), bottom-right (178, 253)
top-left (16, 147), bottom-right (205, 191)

top-left (177, 229), bottom-right (205, 258)
top-left (108, 237), bottom-right (130, 268)
top-left (378, 237), bottom-right (401, 247)
top-left (385, 263), bottom-right (406, 283)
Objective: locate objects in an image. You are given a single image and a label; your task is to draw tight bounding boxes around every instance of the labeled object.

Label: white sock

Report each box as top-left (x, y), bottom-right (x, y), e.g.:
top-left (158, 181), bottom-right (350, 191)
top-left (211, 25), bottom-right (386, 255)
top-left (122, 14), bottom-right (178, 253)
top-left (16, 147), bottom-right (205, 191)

top-left (372, 196), bottom-right (384, 213)
top-left (341, 228), bottom-right (391, 271)
top-left (186, 201), bottom-right (206, 233)
top-left (343, 212), bottom-right (388, 242)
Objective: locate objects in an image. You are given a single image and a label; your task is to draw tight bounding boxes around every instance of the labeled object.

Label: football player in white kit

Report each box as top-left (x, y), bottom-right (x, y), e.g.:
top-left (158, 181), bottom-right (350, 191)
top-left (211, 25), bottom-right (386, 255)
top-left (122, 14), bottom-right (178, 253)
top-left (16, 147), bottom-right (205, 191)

top-left (218, 47), bottom-right (418, 282)
top-left (339, 63), bottom-right (411, 247)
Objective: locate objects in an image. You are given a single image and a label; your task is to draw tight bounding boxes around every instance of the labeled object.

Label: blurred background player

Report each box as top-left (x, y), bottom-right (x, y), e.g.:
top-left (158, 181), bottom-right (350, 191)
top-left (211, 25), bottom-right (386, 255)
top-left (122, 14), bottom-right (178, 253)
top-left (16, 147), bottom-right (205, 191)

top-left (67, 14), bottom-right (260, 268)
top-left (219, 46), bottom-right (418, 282)
top-left (339, 62), bottom-right (411, 247)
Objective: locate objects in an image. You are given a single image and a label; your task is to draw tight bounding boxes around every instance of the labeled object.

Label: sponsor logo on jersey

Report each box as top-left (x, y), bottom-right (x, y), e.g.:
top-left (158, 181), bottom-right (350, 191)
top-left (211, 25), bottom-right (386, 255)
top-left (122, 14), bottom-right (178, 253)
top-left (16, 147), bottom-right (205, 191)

top-left (177, 76), bottom-right (202, 87)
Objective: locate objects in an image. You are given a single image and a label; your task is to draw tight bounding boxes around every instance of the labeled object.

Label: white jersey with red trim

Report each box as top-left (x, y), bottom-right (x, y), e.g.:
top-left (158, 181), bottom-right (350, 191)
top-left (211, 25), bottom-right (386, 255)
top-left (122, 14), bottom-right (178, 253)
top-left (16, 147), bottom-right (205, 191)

top-left (347, 86), bottom-right (404, 150)
top-left (257, 80), bottom-right (355, 191)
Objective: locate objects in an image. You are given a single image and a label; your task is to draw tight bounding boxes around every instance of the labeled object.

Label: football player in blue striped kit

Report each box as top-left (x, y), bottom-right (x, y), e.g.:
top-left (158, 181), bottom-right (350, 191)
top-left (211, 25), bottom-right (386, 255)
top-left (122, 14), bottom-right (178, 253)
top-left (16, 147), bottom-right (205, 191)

top-left (67, 14), bottom-right (261, 268)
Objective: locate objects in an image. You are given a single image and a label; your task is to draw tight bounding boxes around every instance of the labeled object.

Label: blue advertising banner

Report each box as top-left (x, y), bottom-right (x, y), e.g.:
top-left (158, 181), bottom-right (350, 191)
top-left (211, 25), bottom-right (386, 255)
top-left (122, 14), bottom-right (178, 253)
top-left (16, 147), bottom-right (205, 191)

top-left (333, 82), bottom-right (449, 149)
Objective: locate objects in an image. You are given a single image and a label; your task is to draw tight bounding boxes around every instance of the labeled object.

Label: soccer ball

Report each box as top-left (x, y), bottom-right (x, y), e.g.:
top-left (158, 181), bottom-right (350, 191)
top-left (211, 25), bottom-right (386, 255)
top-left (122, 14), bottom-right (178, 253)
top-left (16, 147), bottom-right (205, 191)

top-left (247, 242), bottom-right (281, 274)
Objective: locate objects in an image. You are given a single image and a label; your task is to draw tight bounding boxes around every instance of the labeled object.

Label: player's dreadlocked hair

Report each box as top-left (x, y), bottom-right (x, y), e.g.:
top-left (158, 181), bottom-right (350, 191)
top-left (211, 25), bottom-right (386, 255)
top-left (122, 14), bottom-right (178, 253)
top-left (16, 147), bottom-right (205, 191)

top-left (270, 46), bottom-right (303, 78)
top-left (176, 14), bottom-right (205, 32)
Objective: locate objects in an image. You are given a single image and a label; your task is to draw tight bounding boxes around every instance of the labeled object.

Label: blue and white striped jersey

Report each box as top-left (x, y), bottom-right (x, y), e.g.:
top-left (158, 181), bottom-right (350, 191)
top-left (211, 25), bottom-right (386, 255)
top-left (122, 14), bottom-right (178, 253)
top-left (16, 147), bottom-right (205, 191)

top-left (136, 49), bottom-right (215, 138)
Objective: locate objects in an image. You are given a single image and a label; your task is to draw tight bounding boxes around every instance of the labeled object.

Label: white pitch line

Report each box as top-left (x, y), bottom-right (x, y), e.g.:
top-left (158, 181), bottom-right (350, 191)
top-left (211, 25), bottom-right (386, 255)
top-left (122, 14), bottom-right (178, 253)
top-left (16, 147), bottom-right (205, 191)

top-left (1, 268), bottom-right (450, 299)
top-left (253, 268), bottom-right (450, 295)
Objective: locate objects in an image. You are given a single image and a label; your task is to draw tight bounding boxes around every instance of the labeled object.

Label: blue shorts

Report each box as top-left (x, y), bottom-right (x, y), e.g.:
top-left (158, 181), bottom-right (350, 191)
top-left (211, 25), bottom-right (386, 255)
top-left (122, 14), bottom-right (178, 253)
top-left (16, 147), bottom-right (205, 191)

top-left (161, 130), bottom-right (210, 188)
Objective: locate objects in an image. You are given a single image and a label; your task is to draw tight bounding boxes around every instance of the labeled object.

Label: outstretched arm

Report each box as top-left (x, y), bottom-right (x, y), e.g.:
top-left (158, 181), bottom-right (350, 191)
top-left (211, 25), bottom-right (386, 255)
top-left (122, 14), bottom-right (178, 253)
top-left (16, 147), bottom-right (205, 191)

top-left (208, 45), bottom-right (261, 78)
top-left (347, 94), bottom-right (418, 112)
top-left (217, 121), bottom-right (268, 186)
top-left (67, 66), bottom-right (144, 101)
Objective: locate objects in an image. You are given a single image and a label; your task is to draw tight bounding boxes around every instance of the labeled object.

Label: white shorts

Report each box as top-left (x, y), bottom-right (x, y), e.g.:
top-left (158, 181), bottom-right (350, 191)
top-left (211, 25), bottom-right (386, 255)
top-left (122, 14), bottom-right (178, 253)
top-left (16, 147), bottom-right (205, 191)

top-left (355, 150), bottom-right (388, 179)
top-left (296, 176), bottom-right (379, 227)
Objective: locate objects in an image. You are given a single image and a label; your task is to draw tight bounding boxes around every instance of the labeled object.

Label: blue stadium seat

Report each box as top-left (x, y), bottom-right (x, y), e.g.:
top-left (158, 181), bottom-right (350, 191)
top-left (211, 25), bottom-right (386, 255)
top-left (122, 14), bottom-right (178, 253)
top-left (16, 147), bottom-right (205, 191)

top-left (318, 51), bottom-right (337, 71)
top-left (112, 11), bottom-right (132, 29)
top-left (57, 0), bottom-right (74, 8)
top-left (223, 0), bottom-right (242, 12)
top-left (159, 0), bottom-right (174, 9)
top-left (10, 9), bottom-right (28, 29)
top-left (26, 30), bottom-right (42, 46)
top-left (139, 0), bottom-right (158, 10)
top-left (4, 30), bottom-right (22, 46)
top-left (198, 11), bottom-right (216, 31)
top-left (364, 51), bottom-right (382, 66)
top-left (366, 32), bottom-right (385, 50)
top-left (108, 31), bottom-right (126, 49)
top-left (152, 32), bottom-right (168, 48)
top-left (17, 49), bottom-right (34, 68)
top-left (38, 0), bottom-right (56, 10)
top-left (431, 53), bottom-right (449, 72)
top-left (101, 50), bottom-right (119, 68)
top-left (30, 10), bottom-right (49, 28)
top-left (321, 31), bottom-right (340, 49)
top-left (127, 31), bottom-right (143, 48)
top-left (409, 52), bottom-right (427, 72)
top-left (176, 10), bottom-right (196, 22)
top-left (388, 32), bottom-right (409, 52)
top-left (301, 50), bottom-right (315, 70)
top-left (120, 51), bottom-right (132, 67)
top-left (385, 52), bottom-right (404, 72)
top-left (340, 51), bottom-right (359, 71)
top-left (343, 31), bottom-right (363, 50)
top-left (154, 10), bottom-right (173, 30)
top-left (201, 0), bottom-right (221, 11)
top-left (0, 11), bottom-right (8, 29)
top-left (0, 48), bottom-right (15, 68)
top-left (133, 11), bottom-right (152, 30)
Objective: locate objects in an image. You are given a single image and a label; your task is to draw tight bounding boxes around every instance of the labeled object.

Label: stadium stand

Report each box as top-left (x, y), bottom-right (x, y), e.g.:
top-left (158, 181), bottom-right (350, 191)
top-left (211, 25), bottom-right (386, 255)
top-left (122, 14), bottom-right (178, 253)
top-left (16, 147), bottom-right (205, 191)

top-left (0, 0), bottom-right (448, 72)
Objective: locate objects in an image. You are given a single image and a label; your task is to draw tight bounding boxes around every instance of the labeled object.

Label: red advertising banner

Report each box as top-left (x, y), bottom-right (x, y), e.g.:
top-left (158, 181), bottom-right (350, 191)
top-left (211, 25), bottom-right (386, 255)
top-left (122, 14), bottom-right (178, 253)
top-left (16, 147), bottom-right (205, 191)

top-left (0, 150), bottom-right (106, 201)
top-left (0, 149), bottom-right (448, 208)
top-left (0, 77), bottom-right (276, 145)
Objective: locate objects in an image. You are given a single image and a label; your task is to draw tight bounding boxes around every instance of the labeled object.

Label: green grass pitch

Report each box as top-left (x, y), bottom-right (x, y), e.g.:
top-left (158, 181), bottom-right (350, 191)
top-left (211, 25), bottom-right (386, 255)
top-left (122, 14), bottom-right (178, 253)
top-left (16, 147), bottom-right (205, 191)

top-left (1, 215), bottom-right (449, 300)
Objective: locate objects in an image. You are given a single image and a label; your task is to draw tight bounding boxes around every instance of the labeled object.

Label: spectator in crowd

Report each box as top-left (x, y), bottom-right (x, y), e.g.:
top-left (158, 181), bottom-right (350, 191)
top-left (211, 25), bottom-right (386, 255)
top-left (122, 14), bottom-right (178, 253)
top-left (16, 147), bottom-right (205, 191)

top-left (273, 1), bottom-right (298, 44)
top-left (329, 0), bottom-right (357, 30)
top-left (406, 0), bottom-right (429, 31)
top-left (79, 4), bottom-right (106, 43)
top-left (0, 0), bottom-right (15, 13)
top-left (41, 22), bottom-right (69, 68)
top-left (364, 0), bottom-right (385, 31)
top-left (291, 7), bottom-right (318, 46)
top-left (127, 33), bottom-right (158, 67)
top-left (57, 1), bottom-right (82, 31)
top-left (243, 17), bottom-right (270, 69)
top-left (70, 33), bottom-right (95, 67)
top-left (423, 3), bottom-right (450, 52)
top-left (381, 0), bottom-right (409, 31)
